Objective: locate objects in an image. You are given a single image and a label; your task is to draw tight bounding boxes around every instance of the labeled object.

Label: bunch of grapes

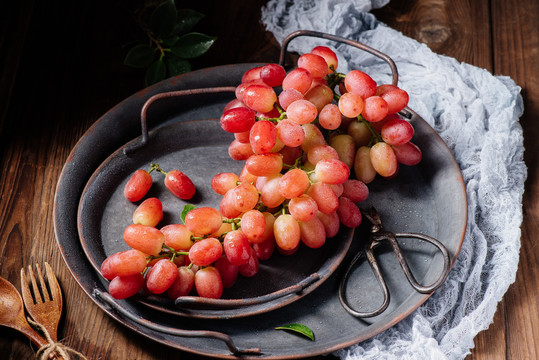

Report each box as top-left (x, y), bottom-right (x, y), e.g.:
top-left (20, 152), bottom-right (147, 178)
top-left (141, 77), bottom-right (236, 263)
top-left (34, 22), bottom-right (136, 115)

top-left (101, 45), bottom-right (421, 301)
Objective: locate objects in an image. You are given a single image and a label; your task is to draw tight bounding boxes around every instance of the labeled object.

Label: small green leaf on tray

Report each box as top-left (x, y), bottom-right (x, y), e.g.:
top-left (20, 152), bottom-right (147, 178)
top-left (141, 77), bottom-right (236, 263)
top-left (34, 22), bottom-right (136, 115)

top-left (181, 204), bottom-right (197, 223)
top-left (275, 323), bottom-right (314, 341)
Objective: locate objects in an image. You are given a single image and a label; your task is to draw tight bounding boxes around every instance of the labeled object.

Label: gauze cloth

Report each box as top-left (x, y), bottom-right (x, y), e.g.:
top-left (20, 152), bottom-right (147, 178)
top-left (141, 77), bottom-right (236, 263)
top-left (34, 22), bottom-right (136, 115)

top-left (261, 1), bottom-right (526, 359)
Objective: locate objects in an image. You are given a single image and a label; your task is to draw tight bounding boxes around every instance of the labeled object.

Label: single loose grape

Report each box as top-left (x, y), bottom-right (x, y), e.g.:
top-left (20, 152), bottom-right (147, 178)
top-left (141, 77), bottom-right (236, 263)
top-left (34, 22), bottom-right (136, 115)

top-left (124, 169), bottom-right (152, 202)
top-left (132, 197), bottom-right (163, 227)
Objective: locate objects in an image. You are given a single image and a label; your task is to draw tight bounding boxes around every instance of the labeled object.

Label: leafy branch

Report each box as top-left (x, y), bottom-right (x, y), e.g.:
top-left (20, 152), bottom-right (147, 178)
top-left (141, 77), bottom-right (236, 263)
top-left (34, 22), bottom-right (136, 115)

top-left (123, 0), bottom-right (217, 86)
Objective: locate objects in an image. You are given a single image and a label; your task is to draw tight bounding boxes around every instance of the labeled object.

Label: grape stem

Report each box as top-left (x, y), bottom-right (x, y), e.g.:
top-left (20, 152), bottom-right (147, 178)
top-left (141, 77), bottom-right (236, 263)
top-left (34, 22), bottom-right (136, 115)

top-left (150, 162), bottom-right (167, 175)
top-left (255, 104), bottom-right (287, 123)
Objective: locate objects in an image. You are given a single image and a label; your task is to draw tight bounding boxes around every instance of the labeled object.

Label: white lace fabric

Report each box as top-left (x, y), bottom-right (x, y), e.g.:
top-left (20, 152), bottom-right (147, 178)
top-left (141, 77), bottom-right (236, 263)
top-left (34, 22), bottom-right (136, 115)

top-left (261, 1), bottom-right (526, 359)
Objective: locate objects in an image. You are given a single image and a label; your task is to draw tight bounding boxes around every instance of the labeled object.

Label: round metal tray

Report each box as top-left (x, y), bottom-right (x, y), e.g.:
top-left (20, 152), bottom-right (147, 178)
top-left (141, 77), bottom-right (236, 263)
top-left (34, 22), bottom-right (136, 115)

top-left (54, 63), bottom-right (467, 358)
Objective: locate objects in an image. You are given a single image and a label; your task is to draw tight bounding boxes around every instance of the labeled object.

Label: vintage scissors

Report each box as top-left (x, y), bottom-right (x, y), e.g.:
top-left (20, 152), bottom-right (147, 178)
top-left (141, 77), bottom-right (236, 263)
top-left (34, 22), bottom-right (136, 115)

top-left (338, 206), bottom-right (451, 318)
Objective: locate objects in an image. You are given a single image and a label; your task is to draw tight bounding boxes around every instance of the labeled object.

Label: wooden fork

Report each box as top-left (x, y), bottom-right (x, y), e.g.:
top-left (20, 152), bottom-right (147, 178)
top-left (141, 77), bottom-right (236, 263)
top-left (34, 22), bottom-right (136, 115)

top-left (20, 262), bottom-right (63, 341)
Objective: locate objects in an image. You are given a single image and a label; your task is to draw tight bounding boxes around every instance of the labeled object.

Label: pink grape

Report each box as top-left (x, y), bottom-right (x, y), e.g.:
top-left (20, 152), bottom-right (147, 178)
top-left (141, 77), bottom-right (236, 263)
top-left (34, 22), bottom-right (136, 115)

top-left (337, 197), bottom-right (363, 228)
top-left (274, 214), bottom-right (301, 251)
top-left (167, 266), bottom-right (195, 299)
top-left (123, 224), bottom-right (164, 256)
top-left (316, 211), bottom-right (340, 238)
top-left (344, 70), bottom-right (377, 99)
top-left (278, 88), bottom-right (304, 110)
top-left (243, 84), bottom-right (277, 113)
top-left (304, 84), bottom-right (334, 112)
top-left (235, 80), bottom-right (263, 102)
top-left (108, 274), bottom-right (145, 299)
top-left (231, 182), bottom-right (260, 212)
top-left (289, 194), bottom-right (318, 222)
top-left (299, 217), bottom-right (326, 248)
top-left (362, 96), bottom-right (388, 123)
top-left (260, 175), bottom-right (285, 208)
top-left (297, 53), bottom-right (328, 79)
top-left (195, 266), bottom-right (223, 299)
top-left (238, 247), bottom-right (260, 277)
top-left (278, 168), bottom-right (310, 199)
top-left (211, 172), bottom-right (240, 195)
top-left (301, 123), bottom-right (326, 152)
top-left (228, 139), bottom-right (254, 160)
top-left (276, 119), bottom-right (305, 147)
top-left (240, 209), bottom-right (266, 244)
top-left (392, 141), bottom-right (422, 166)
top-left (311, 46), bottom-right (338, 73)
top-left (260, 64), bottom-right (287, 87)
top-left (188, 237), bottom-right (223, 266)
top-left (330, 134), bottom-right (356, 168)
top-left (184, 207), bottom-right (223, 236)
top-left (347, 120), bottom-right (372, 147)
top-left (214, 257), bottom-right (239, 288)
top-left (314, 158), bottom-right (350, 184)
top-left (101, 249), bottom-right (146, 279)
top-left (223, 230), bottom-right (251, 266)
top-left (282, 68), bottom-right (313, 94)
top-left (354, 146), bottom-right (377, 184)
top-left (286, 99), bottom-right (318, 125)
top-left (161, 224), bottom-right (193, 251)
top-left (342, 179), bottom-right (369, 203)
top-left (124, 169), bottom-right (152, 202)
top-left (377, 85), bottom-right (409, 114)
top-left (370, 142), bottom-right (398, 177)
top-left (338, 92), bottom-right (364, 118)
top-left (318, 103), bottom-right (342, 130)
top-left (220, 189), bottom-right (242, 219)
top-left (220, 107), bottom-right (256, 133)
top-left (132, 197), bottom-right (163, 227)
top-left (381, 117), bottom-right (414, 145)
top-left (250, 120), bottom-right (277, 154)
top-left (223, 98), bottom-right (246, 112)
top-left (241, 66), bottom-right (262, 83)
top-left (259, 211), bottom-right (276, 243)
top-left (235, 130), bottom-right (251, 143)
top-left (307, 182), bottom-right (339, 214)
top-left (307, 144), bottom-right (339, 165)
top-left (245, 153), bottom-right (283, 176)
top-left (145, 259), bottom-right (178, 294)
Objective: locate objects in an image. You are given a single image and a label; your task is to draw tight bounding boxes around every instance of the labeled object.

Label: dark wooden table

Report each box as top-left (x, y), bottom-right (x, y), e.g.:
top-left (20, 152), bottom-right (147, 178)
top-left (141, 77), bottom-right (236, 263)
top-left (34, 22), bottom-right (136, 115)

top-left (1, 0), bottom-right (537, 359)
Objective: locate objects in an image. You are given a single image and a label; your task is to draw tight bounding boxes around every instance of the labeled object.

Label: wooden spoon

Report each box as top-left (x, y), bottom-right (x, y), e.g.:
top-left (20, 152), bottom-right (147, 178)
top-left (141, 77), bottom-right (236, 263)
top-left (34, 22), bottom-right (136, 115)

top-left (0, 275), bottom-right (48, 348)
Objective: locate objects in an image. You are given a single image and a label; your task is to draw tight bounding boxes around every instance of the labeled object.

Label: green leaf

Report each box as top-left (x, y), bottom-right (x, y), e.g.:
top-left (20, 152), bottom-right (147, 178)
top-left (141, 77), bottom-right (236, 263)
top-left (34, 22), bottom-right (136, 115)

top-left (173, 9), bottom-right (205, 35)
top-left (180, 204), bottom-right (197, 223)
top-left (162, 35), bottom-right (179, 47)
top-left (165, 56), bottom-right (191, 76)
top-left (124, 44), bottom-right (156, 68)
top-left (150, 0), bottom-right (177, 38)
top-left (275, 323), bottom-right (315, 341)
top-left (170, 32), bottom-right (216, 59)
top-left (145, 59), bottom-right (166, 86)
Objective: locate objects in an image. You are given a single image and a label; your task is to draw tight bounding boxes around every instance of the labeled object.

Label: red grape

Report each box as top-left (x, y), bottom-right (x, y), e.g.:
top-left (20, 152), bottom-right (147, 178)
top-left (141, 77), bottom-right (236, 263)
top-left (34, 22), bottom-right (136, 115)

top-left (354, 146), bottom-right (377, 183)
top-left (381, 117), bottom-right (414, 145)
top-left (311, 46), bottom-right (338, 73)
top-left (211, 172), bottom-right (240, 195)
top-left (240, 209), bottom-right (266, 244)
top-left (299, 217), bottom-right (326, 248)
top-left (282, 68), bottom-right (313, 94)
top-left (276, 119), bottom-right (305, 147)
top-left (344, 70), bottom-right (377, 99)
top-left (260, 63), bottom-right (287, 87)
top-left (297, 53), bottom-right (328, 79)
top-left (392, 141), bottom-right (422, 166)
top-left (231, 182), bottom-right (260, 212)
top-left (145, 259), bottom-right (178, 294)
top-left (289, 194), bottom-right (318, 222)
top-left (167, 266), bottom-right (195, 299)
top-left (370, 142), bottom-right (398, 177)
top-left (337, 196), bottom-right (363, 228)
top-left (286, 99), bottom-right (318, 125)
top-left (238, 247), bottom-right (260, 277)
top-left (161, 224), bottom-right (193, 251)
top-left (124, 169), bottom-right (152, 202)
top-left (318, 103), bottom-right (342, 130)
top-left (228, 139), bottom-right (254, 160)
top-left (307, 182), bottom-right (339, 214)
top-left (165, 169), bottom-right (196, 200)
top-left (242, 84), bottom-right (277, 113)
top-left (342, 179), bottom-right (369, 203)
top-left (220, 107), bottom-right (256, 133)
top-left (214, 257), bottom-right (239, 288)
top-left (188, 237), bottom-right (223, 266)
top-left (223, 230), bottom-right (251, 266)
top-left (101, 249), bottom-right (146, 279)
top-left (278, 168), bottom-right (310, 199)
top-left (123, 224), bottom-right (164, 256)
top-left (194, 266), bottom-right (223, 299)
top-left (274, 214), bottom-right (301, 251)
top-left (316, 211), bottom-right (340, 238)
top-left (278, 88), bottom-right (304, 110)
top-left (314, 158), bottom-right (350, 184)
top-left (362, 96), bottom-right (388, 123)
top-left (108, 274), bottom-right (145, 299)
top-left (250, 120), bottom-right (277, 154)
top-left (132, 197), bottom-right (163, 227)
top-left (245, 153), bottom-right (283, 177)
top-left (338, 92), bottom-right (364, 118)
top-left (184, 207), bottom-right (223, 236)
